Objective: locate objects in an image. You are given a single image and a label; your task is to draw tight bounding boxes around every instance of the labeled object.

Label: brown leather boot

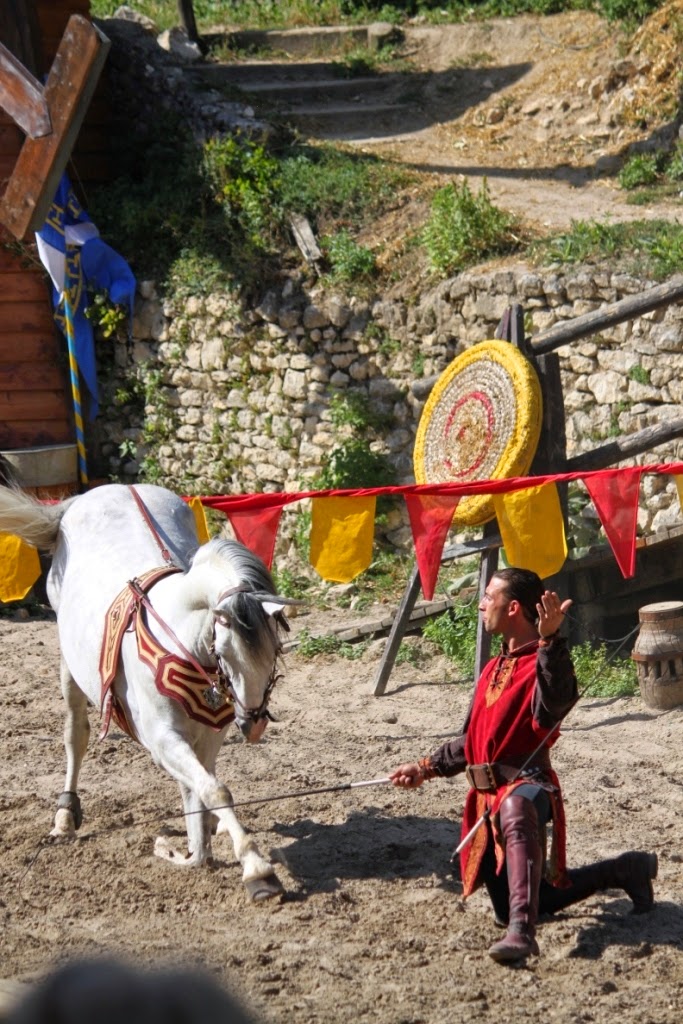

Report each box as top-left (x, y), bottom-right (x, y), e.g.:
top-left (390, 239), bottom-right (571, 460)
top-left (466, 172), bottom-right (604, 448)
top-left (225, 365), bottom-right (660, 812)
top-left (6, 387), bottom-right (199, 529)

top-left (540, 851), bottom-right (658, 917)
top-left (488, 794), bottom-right (542, 963)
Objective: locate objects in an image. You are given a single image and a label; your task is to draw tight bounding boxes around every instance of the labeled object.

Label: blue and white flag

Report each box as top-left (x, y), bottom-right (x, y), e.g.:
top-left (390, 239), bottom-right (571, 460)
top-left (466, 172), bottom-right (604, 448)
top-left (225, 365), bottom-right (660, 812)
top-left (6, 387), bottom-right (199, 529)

top-left (35, 173), bottom-right (136, 418)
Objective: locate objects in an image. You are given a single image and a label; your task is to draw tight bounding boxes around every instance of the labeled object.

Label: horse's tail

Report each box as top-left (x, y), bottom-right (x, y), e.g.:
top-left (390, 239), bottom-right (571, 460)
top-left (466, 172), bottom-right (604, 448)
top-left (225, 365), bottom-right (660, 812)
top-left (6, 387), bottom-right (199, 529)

top-left (0, 485), bottom-right (72, 551)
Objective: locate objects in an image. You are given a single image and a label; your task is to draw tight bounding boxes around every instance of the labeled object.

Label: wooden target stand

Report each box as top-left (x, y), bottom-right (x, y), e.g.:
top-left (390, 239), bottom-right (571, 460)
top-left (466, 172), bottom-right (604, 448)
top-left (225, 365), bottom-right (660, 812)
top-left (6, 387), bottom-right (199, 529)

top-left (374, 284), bottom-right (683, 696)
top-left (373, 304), bottom-right (567, 695)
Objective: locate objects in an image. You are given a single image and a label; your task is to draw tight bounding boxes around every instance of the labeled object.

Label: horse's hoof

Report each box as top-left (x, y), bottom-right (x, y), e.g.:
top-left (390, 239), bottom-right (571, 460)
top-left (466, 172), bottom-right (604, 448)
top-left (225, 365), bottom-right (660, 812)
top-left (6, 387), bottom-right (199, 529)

top-left (154, 836), bottom-right (205, 866)
top-left (50, 808), bottom-right (76, 838)
top-left (245, 874), bottom-right (284, 903)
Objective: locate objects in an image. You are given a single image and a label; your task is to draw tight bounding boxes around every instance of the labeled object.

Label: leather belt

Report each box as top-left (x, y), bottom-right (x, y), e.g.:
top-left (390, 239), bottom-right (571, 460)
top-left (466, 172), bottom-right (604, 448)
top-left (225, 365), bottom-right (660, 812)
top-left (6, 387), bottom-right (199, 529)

top-left (465, 753), bottom-right (550, 794)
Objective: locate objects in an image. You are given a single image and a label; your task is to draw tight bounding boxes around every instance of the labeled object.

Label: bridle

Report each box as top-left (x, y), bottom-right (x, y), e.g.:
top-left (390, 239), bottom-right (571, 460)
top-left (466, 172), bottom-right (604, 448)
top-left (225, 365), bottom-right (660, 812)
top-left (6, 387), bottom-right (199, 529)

top-left (211, 583), bottom-right (283, 723)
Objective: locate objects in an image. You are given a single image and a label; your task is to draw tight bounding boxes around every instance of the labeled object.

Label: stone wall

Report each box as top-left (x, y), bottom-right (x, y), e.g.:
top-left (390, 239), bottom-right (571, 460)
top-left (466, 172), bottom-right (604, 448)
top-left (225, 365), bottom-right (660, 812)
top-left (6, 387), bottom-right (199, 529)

top-left (95, 263), bottom-right (683, 549)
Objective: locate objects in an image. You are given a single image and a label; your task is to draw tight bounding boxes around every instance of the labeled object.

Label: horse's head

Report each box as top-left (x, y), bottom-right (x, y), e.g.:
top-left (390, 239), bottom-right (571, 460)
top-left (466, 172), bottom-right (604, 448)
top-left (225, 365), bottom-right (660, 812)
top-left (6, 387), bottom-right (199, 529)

top-left (199, 539), bottom-right (302, 742)
top-left (212, 588), bottom-right (290, 742)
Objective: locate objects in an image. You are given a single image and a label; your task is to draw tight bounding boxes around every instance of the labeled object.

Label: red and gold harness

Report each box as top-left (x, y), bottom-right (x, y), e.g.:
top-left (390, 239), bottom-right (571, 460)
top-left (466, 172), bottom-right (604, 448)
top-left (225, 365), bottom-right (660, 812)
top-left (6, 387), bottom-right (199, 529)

top-left (99, 566), bottom-right (235, 742)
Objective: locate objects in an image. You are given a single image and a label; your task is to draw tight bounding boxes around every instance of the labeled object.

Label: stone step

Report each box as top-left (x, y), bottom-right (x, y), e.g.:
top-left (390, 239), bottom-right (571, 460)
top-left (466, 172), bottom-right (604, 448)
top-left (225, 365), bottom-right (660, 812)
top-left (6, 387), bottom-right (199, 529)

top-left (281, 101), bottom-right (414, 140)
top-left (188, 60), bottom-right (387, 84)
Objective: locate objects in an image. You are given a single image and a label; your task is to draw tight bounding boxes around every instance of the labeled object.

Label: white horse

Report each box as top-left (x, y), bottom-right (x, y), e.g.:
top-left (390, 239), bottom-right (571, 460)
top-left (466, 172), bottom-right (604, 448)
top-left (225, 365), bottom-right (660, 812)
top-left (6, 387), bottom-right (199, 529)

top-left (0, 483), bottom-right (295, 900)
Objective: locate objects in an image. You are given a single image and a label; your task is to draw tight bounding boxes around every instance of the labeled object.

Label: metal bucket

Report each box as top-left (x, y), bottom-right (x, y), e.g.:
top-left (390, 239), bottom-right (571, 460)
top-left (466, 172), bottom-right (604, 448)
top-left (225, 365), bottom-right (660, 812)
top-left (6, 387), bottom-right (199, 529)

top-left (631, 601), bottom-right (683, 710)
top-left (0, 444), bottom-right (78, 498)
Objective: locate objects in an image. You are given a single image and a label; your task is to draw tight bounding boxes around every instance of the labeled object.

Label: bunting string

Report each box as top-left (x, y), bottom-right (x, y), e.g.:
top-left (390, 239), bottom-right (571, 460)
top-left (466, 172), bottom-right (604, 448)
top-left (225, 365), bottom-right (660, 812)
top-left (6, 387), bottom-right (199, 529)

top-left (3, 462), bottom-right (683, 604)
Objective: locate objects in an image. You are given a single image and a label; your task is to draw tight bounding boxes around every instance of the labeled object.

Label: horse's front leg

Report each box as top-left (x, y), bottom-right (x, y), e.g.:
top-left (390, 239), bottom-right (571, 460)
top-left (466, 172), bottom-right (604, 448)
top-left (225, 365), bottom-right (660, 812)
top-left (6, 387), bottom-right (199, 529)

top-left (51, 658), bottom-right (89, 837)
top-left (149, 731), bottom-right (282, 900)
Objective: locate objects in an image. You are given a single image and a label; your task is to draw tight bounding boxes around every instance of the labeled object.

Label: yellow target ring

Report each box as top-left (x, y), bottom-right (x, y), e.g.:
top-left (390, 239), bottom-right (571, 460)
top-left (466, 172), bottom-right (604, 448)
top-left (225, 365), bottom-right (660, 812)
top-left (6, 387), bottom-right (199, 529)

top-left (414, 340), bottom-right (543, 528)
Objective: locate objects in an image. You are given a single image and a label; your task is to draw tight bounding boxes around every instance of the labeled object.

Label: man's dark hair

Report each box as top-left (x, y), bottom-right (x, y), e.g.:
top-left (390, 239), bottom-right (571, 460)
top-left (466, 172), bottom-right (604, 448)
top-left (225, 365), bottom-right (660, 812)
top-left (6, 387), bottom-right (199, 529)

top-left (492, 567), bottom-right (543, 625)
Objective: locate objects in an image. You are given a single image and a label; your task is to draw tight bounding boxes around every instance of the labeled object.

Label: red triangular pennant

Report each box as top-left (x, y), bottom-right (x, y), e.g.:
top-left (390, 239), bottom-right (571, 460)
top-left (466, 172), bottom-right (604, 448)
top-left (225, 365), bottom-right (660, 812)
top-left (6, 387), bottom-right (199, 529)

top-left (405, 494), bottom-right (460, 600)
top-left (225, 506), bottom-right (283, 569)
top-left (582, 469), bottom-right (643, 579)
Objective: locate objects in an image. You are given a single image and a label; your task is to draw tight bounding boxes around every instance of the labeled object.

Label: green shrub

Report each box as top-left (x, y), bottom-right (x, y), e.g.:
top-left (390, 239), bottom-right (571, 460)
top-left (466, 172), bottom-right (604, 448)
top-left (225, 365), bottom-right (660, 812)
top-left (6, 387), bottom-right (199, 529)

top-left (571, 642), bottom-right (638, 698)
top-left (618, 153), bottom-right (661, 190)
top-left (421, 179), bottom-right (518, 276)
top-left (666, 143), bottom-right (683, 183)
top-left (422, 598), bottom-right (499, 678)
top-left (313, 438), bottom-right (396, 491)
top-left (322, 230), bottom-right (377, 282)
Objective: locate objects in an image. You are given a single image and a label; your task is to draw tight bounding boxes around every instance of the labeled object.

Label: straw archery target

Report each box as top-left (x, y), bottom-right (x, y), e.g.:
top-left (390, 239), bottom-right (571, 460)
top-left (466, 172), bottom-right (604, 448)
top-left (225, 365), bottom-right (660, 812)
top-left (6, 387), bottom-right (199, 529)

top-left (414, 340), bottom-right (543, 527)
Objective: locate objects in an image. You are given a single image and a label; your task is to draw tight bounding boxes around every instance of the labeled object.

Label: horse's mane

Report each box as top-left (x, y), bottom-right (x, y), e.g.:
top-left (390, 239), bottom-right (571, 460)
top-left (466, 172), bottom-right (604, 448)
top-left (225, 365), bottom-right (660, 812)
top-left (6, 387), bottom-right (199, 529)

top-left (193, 538), bottom-right (281, 652)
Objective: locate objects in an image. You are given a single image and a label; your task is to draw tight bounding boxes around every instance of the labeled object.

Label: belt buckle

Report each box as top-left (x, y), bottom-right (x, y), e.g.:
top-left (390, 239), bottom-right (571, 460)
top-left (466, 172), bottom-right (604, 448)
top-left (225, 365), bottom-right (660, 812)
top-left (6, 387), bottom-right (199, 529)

top-left (466, 762), bottom-right (497, 792)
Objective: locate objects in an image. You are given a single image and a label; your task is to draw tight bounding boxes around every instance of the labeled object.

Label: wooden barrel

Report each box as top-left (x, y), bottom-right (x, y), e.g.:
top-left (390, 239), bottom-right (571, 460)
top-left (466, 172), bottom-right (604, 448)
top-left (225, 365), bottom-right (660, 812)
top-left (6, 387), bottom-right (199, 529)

top-left (632, 601), bottom-right (683, 710)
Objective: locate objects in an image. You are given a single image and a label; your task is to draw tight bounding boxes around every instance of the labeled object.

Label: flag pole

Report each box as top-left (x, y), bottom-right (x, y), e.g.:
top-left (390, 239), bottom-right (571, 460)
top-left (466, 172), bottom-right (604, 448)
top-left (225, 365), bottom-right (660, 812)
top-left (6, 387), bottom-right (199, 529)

top-left (62, 292), bottom-right (88, 487)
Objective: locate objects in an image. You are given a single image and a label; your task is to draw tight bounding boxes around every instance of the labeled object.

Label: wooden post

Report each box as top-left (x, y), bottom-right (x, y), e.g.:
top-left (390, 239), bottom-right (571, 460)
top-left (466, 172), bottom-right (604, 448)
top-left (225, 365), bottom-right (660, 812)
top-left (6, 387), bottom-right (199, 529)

top-left (0, 15), bottom-right (110, 240)
top-left (177, 0), bottom-right (200, 43)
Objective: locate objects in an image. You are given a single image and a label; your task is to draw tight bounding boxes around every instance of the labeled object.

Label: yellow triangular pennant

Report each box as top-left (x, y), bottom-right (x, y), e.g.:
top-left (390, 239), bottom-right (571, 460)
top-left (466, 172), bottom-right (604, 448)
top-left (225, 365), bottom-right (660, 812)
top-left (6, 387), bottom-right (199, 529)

top-left (187, 496), bottom-right (210, 544)
top-left (310, 496), bottom-right (376, 583)
top-left (0, 533), bottom-right (41, 602)
top-left (493, 484), bottom-right (567, 579)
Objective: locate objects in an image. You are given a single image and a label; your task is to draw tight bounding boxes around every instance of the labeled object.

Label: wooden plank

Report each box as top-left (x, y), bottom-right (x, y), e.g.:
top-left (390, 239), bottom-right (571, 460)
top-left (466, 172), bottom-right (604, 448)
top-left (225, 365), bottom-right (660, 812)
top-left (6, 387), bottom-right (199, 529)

top-left (0, 271), bottom-right (50, 302)
top-left (0, 333), bottom-right (62, 361)
top-left (0, 389), bottom-right (70, 419)
top-left (0, 44), bottom-right (51, 137)
top-left (0, 122), bottom-right (24, 150)
top-left (0, 418), bottom-right (72, 448)
top-left (0, 15), bottom-right (110, 239)
top-left (0, 302), bottom-right (55, 332)
top-left (0, 362), bottom-right (65, 390)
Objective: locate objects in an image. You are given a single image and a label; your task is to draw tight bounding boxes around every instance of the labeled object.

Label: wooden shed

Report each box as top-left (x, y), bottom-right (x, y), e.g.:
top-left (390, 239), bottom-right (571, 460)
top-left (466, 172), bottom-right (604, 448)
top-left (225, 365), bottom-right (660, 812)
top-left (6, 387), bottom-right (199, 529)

top-left (0, 0), bottom-right (109, 492)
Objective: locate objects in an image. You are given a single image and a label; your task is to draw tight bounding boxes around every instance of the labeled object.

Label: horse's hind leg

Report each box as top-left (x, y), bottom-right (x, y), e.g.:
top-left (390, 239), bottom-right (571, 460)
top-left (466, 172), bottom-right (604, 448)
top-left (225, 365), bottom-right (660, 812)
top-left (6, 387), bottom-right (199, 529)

top-left (154, 783), bottom-right (212, 867)
top-left (51, 658), bottom-right (89, 837)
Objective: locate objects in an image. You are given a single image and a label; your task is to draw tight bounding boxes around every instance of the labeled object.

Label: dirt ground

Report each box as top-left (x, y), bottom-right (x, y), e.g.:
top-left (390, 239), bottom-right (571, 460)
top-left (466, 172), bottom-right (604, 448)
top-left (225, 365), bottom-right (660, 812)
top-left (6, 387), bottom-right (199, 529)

top-left (354, 7), bottom-right (683, 234)
top-left (2, 7), bottom-right (683, 1021)
top-left (1, 600), bottom-right (682, 1024)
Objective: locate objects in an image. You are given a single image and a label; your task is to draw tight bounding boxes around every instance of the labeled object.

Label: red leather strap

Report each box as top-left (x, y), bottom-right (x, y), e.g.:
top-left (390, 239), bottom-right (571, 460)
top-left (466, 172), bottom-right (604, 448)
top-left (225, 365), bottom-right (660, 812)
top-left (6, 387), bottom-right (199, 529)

top-left (129, 485), bottom-right (173, 564)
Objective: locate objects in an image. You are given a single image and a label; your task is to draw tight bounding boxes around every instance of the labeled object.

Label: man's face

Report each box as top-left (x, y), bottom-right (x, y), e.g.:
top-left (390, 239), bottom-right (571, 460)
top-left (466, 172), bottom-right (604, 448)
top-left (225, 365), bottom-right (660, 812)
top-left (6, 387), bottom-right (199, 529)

top-left (479, 576), bottom-right (511, 636)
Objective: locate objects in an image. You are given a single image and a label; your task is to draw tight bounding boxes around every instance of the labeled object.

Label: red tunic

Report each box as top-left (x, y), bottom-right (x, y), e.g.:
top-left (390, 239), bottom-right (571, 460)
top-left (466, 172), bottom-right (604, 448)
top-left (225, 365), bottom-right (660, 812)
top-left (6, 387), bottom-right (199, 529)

top-left (429, 636), bottom-right (577, 897)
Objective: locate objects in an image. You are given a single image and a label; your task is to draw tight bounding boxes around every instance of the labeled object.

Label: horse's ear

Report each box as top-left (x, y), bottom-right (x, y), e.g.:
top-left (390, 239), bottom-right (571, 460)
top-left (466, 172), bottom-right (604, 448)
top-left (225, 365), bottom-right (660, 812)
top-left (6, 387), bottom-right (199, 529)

top-left (262, 600), bottom-right (286, 618)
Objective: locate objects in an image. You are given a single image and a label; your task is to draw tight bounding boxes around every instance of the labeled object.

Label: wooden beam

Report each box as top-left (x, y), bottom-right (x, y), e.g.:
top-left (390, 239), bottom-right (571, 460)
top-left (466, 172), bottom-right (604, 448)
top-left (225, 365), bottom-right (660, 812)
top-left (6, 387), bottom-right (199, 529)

top-left (0, 45), bottom-right (51, 137)
top-left (531, 276), bottom-right (683, 355)
top-left (0, 15), bottom-right (110, 240)
top-left (566, 417), bottom-right (683, 473)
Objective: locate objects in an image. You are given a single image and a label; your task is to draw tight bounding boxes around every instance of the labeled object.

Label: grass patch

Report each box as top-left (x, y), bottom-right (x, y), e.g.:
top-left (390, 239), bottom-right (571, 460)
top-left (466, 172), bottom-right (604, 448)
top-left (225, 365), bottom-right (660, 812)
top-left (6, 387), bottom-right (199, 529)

top-left (532, 218), bottom-right (683, 280)
top-left (295, 627), bottom-right (368, 659)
